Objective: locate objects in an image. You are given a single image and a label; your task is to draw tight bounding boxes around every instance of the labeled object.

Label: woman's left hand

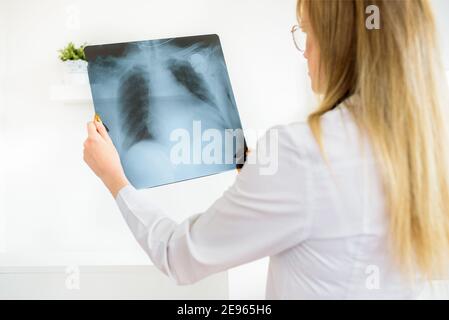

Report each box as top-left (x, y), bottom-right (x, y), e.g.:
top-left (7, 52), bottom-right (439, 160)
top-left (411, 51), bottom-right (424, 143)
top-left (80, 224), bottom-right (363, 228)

top-left (83, 120), bottom-right (129, 198)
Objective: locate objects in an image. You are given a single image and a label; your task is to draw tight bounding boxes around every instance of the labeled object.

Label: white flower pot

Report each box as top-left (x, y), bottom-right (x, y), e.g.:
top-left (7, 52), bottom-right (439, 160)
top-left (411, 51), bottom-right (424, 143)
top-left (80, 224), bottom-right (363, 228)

top-left (62, 60), bottom-right (88, 85)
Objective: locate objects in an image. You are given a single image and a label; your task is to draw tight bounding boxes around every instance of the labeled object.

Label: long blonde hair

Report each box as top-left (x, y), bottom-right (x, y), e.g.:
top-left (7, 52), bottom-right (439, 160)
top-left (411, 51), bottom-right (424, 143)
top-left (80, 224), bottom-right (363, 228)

top-left (298, 0), bottom-right (449, 279)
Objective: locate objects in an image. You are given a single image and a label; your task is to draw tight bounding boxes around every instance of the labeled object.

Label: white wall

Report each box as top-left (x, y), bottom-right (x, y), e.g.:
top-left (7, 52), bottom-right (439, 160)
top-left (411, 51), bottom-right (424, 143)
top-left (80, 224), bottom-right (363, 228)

top-left (0, 0), bottom-right (7, 255)
top-left (432, 0), bottom-right (449, 70)
top-left (0, 0), bottom-right (310, 299)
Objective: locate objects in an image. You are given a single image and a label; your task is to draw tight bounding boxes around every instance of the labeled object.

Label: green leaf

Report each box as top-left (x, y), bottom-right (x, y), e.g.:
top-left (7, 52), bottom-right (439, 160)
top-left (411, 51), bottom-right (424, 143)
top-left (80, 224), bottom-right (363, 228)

top-left (58, 42), bottom-right (88, 61)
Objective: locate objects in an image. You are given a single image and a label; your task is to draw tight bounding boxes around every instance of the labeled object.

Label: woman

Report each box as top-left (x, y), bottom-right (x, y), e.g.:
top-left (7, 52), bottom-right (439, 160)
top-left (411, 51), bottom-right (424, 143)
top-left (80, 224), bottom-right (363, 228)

top-left (83, 0), bottom-right (449, 299)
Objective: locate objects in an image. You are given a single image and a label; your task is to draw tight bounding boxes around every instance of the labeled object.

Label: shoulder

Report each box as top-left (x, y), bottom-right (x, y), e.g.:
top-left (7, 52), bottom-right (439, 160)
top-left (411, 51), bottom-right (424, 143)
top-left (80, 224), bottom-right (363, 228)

top-left (259, 121), bottom-right (313, 159)
top-left (245, 105), bottom-right (365, 176)
top-left (257, 106), bottom-right (364, 166)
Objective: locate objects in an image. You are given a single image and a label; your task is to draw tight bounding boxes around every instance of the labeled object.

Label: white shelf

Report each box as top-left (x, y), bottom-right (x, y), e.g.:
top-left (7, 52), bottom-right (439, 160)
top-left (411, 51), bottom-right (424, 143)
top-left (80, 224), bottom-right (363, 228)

top-left (49, 84), bottom-right (92, 103)
top-left (0, 265), bottom-right (228, 299)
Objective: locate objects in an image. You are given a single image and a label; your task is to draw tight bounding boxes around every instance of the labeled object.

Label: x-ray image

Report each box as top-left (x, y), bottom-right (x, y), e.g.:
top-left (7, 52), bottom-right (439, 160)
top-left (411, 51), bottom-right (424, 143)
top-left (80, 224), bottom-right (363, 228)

top-left (85, 34), bottom-right (247, 189)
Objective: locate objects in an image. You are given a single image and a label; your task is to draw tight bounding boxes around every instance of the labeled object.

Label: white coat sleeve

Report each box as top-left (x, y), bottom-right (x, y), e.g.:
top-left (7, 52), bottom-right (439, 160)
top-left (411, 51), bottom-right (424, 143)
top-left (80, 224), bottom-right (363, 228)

top-left (115, 124), bottom-right (313, 285)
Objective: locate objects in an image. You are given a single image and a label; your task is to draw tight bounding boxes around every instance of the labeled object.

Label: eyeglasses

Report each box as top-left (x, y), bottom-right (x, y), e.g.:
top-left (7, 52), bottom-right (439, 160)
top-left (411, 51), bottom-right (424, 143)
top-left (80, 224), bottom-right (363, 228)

top-left (291, 24), bottom-right (307, 53)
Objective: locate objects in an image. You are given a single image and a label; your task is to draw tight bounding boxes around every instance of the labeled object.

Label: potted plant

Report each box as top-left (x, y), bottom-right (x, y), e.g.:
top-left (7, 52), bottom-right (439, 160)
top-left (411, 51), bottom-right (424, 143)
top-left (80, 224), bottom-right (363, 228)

top-left (58, 42), bottom-right (88, 84)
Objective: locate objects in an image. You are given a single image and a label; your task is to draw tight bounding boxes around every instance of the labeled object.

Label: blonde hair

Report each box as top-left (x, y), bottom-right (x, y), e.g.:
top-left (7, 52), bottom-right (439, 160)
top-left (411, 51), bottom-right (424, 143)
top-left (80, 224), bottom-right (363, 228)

top-left (298, 0), bottom-right (449, 279)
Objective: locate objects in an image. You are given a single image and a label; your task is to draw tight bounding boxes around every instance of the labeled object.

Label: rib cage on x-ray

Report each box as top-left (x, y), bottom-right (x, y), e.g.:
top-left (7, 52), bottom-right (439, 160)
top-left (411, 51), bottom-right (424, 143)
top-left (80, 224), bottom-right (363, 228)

top-left (118, 58), bottom-right (229, 151)
top-left (85, 34), bottom-right (247, 189)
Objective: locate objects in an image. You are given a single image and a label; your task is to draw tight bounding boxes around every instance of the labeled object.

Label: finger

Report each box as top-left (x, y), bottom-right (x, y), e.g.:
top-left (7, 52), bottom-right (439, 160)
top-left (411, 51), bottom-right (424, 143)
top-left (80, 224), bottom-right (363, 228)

top-left (94, 119), bottom-right (111, 142)
top-left (87, 121), bottom-right (99, 138)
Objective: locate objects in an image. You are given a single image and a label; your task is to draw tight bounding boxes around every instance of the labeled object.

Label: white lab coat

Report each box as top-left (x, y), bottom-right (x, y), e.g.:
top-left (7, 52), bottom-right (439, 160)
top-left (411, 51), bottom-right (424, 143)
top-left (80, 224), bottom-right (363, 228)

top-left (115, 102), bottom-right (423, 299)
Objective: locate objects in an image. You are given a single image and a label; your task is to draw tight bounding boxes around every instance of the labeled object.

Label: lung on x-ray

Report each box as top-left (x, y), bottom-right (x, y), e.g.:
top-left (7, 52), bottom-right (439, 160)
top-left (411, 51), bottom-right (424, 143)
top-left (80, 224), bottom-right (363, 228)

top-left (85, 34), bottom-right (247, 189)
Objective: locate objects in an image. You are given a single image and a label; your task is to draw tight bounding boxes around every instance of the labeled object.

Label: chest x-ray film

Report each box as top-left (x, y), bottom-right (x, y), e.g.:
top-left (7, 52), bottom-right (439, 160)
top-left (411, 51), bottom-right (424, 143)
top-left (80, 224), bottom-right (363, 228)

top-left (85, 34), bottom-right (247, 189)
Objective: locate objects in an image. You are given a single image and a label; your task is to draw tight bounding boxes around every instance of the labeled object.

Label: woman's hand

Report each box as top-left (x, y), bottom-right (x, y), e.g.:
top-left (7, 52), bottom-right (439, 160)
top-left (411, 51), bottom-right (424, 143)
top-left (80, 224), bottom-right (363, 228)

top-left (83, 120), bottom-right (130, 198)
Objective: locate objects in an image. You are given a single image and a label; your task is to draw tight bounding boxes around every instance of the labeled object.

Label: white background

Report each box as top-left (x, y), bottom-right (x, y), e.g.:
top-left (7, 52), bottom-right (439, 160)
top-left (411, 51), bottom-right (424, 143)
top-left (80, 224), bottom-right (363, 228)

top-left (0, 0), bottom-right (448, 299)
